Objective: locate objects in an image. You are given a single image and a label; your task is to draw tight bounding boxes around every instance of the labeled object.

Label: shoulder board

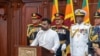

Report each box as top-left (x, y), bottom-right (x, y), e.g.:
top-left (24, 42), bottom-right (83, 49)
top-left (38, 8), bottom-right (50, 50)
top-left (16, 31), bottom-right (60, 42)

top-left (51, 25), bottom-right (56, 28)
top-left (71, 23), bottom-right (76, 26)
top-left (84, 23), bottom-right (90, 26)
top-left (62, 25), bottom-right (68, 29)
top-left (90, 26), bottom-right (95, 28)
top-left (91, 26), bottom-right (95, 27)
top-left (38, 24), bottom-right (42, 26)
top-left (27, 24), bottom-right (33, 27)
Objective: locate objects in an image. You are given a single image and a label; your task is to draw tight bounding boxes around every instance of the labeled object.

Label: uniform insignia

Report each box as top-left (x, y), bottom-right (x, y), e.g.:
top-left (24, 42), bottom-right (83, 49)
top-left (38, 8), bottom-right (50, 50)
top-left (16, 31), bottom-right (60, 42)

top-left (57, 29), bottom-right (66, 34)
top-left (71, 29), bottom-right (79, 38)
top-left (71, 24), bottom-right (76, 26)
top-left (84, 23), bottom-right (90, 26)
top-left (80, 29), bottom-right (87, 34)
top-left (39, 24), bottom-right (42, 26)
top-left (51, 25), bottom-right (56, 30)
top-left (27, 24), bottom-right (33, 27)
top-left (80, 29), bottom-right (84, 33)
top-left (95, 12), bottom-right (98, 16)
top-left (51, 25), bottom-right (56, 28)
top-left (35, 27), bottom-right (41, 32)
top-left (62, 25), bottom-right (68, 29)
top-left (62, 29), bottom-right (66, 34)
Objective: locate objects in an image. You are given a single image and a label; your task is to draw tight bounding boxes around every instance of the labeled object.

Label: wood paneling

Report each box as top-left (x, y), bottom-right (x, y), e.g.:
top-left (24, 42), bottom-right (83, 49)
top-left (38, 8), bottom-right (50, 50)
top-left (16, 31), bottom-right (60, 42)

top-left (21, 3), bottom-right (42, 46)
top-left (0, 8), bottom-right (7, 56)
top-left (0, 20), bottom-right (7, 56)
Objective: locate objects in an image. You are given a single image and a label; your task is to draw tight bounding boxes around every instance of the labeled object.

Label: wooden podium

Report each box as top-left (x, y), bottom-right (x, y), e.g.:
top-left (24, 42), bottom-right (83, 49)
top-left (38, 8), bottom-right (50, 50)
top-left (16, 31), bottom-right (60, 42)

top-left (18, 46), bottom-right (54, 56)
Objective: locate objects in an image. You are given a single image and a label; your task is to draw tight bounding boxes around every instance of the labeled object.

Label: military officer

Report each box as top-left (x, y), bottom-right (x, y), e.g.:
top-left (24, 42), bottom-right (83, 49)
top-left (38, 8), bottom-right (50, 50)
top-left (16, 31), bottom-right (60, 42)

top-left (27, 13), bottom-right (42, 45)
top-left (89, 12), bottom-right (100, 56)
top-left (70, 9), bottom-right (91, 56)
top-left (51, 13), bottom-right (70, 56)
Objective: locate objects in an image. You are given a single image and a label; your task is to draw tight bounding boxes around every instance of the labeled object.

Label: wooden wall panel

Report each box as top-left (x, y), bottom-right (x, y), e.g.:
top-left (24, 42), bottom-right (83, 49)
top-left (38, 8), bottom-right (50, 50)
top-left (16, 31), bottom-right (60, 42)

top-left (0, 19), bottom-right (7, 56)
top-left (0, 8), bottom-right (7, 56)
top-left (21, 3), bottom-right (42, 46)
top-left (7, 2), bottom-right (22, 56)
top-left (41, 1), bottom-right (50, 18)
top-left (89, 0), bottom-right (98, 25)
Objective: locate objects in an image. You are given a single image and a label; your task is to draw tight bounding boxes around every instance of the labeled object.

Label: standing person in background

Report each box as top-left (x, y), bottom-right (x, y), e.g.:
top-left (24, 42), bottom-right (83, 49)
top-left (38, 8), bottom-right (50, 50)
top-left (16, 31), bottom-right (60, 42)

top-left (27, 13), bottom-right (42, 45)
top-left (89, 12), bottom-right (100, 56)
top-left (70, 9), bottom-right (91, 56)
top-left (51, 13), bottom-right (70, 56)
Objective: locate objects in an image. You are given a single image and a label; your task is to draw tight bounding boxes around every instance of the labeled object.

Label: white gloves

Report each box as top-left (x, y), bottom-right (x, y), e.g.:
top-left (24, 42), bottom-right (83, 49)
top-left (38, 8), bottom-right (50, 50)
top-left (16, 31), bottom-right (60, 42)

top-left (61, 44), bottom-right (66, 51)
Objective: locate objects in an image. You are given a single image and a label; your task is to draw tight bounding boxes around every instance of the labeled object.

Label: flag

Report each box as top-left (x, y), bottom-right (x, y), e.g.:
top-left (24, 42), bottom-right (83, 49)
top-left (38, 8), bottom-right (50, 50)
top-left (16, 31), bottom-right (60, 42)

top-left (51, 0), bottom-right (59, 22)
top-left (64, 0), bottom-right (75, 28)
top-left (97, 0), bottom-right (100, 12)
top-left (82, 0), bottom-right (90, 23)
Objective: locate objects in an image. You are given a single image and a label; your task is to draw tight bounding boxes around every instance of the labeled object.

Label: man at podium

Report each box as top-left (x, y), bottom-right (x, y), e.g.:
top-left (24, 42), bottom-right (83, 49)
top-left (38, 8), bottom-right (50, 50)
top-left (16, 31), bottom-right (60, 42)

top-left (30, 18), bottom-right (60, 54)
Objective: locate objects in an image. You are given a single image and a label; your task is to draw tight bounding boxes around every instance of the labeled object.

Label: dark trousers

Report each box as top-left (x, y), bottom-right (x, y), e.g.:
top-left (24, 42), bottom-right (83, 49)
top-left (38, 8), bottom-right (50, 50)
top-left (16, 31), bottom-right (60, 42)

top-left (88, 42), bottom-right (95, 56)
top-left (27, 37), bottom-right (30, 45)
top-left (56, 44), bottom-right (62, 56)
top-left (88, 48), bottom-right (95, 56)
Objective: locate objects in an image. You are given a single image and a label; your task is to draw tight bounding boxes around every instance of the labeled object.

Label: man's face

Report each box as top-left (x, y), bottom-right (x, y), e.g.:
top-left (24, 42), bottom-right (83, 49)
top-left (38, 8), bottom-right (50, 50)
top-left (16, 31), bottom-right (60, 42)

top-left (75, 16), bottom-right (84, 24)
top-left (41, 21), bottom-right (50, 30)
top-left (94, 18), bottom-right (100, 25)
top-left (55, 19), bottom-right (63, 25)
top-left (32, 19), bottom-right (40, 24)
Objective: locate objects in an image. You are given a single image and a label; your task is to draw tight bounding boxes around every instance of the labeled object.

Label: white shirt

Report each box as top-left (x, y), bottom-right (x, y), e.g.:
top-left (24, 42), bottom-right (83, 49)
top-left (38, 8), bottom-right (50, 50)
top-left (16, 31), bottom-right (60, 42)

top-left (30, 29), bottom-right (60, 52)
top-left (70, 22), bottom-right (91, 56)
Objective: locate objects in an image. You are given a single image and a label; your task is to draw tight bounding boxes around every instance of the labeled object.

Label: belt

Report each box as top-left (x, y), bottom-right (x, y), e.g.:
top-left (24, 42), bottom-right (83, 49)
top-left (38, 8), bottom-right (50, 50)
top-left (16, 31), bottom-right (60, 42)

top-left (60, 40), bottom-right (66, 44)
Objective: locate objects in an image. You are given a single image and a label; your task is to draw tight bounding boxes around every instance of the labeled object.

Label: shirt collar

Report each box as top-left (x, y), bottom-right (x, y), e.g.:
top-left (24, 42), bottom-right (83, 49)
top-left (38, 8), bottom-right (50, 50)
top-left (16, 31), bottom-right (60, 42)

top-left (76, 22), bottom-right (84, 25)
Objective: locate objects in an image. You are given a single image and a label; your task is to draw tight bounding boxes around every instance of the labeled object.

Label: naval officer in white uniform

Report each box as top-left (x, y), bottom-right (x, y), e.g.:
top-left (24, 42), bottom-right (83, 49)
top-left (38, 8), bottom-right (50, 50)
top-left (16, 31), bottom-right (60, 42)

top-left (70, 9), bottom-right (91, 56)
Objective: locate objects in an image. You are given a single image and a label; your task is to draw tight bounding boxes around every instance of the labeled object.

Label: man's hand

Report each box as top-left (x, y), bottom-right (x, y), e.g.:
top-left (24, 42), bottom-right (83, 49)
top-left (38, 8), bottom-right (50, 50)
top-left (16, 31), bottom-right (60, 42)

top-left (94, 48), bottom-right (100, 56)
top-left (49, 50), bottom-right (55, 53)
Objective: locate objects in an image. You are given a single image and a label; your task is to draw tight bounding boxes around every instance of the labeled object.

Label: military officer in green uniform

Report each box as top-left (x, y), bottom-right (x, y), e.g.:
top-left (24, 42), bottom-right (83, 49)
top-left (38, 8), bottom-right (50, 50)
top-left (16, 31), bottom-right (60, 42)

top-left (27, 13), bottom-right (42, 45)
top-left (51, 13), bottom-right (70, 56)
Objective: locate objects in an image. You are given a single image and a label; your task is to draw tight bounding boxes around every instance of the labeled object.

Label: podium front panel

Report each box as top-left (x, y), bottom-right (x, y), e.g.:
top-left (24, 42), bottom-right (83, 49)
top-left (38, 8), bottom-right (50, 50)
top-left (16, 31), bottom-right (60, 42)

top-left (18, 47), bottom-right (37, 56)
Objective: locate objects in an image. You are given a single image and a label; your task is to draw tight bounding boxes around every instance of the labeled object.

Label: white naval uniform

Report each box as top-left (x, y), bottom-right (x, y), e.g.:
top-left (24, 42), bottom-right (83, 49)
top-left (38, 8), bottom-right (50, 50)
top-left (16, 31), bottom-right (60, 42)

top-left (70, 22), bottom-right (91, 56)
top-left (30, 29), bottom-right (60, 53)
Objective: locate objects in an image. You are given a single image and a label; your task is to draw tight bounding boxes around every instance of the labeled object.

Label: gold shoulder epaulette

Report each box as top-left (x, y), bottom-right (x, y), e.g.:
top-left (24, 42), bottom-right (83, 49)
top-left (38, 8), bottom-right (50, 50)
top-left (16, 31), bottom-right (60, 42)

top-left (62, 25), bottom-right (68, 29)
top-left (90, 26), bottom-right (95, 29)
top-left (27, 24), bottom-right (33, 27)
top-left (51, 25), bottom-right (56, 28)
top-left (71, 23), bottom-right (76, 26)
top-left (39, 24), bottom-right (42, 26)
top-left (91, 26), bottom-right (94, 27)
top-left (84, 23), bottom-right (90, 26)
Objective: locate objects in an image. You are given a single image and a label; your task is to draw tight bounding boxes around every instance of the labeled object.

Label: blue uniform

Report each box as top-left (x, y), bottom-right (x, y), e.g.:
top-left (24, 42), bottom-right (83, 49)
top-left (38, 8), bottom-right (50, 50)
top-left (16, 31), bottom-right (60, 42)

top-left (88, 26), bottom-right (100, 56)
top-left (51, 25), bottom-right (70, 56)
